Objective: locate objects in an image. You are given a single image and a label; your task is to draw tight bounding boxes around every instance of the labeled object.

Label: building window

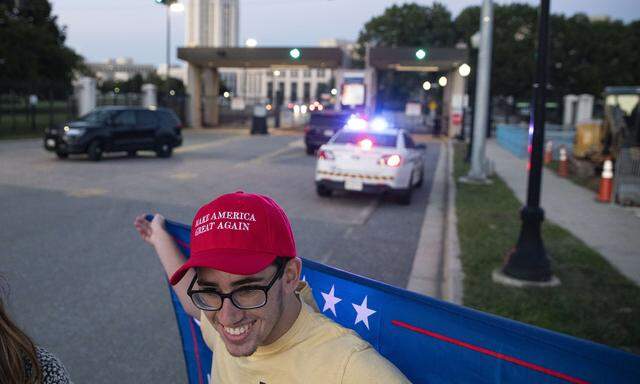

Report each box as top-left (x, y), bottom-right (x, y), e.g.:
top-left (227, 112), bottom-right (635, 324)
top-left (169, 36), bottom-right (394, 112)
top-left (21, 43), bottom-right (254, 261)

top-left (290, 82), bottom-right (298, 102)
top-left (317, 68), bottom-right (326, 77)
top-left (303, 69), bottom-right (311, 78)
top-left (303, 82), bottom-right (311, 103)
top-left (267, 81), bottom-right (273, 103)
top-left (289, 69), bottom-right (298, 78)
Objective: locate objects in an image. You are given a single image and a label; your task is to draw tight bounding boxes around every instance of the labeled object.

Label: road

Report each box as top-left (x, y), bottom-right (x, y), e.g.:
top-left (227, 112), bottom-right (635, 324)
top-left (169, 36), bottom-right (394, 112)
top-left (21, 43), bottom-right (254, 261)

top-left (0, 129), bottom-right (440, 383)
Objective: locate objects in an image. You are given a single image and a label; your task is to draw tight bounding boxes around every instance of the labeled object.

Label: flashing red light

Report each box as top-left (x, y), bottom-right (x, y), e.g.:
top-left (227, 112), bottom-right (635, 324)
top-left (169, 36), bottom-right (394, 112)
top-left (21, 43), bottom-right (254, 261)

top-left (358, 138), bottom-right (373, 151)
top-left (304, 124), bottom-right (311, 133)
top-left (318, 149), bottom-right (334, 160)
top-left (380, 154), bottom-right (402, 167)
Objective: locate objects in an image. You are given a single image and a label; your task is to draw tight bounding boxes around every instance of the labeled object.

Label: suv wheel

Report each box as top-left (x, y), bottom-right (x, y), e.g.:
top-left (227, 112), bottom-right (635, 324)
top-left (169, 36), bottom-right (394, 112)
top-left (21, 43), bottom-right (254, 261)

top-left (88, 141), bottom-right (103, 161)
top-left (155, 141), bottom-right (173, 158)
top-left (56, 151), bottom-right (68, 159)
top-left (127, 150), bottom-right (137, 157)
top-left (306, 146), bottom-right (315, 155)
top-left (316, 184), bottom-right (332, 197)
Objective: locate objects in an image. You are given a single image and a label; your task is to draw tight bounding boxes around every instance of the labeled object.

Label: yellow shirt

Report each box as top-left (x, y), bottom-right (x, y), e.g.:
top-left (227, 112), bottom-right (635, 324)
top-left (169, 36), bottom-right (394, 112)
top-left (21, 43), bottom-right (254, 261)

top-left (200, 282), bottom-right (410, 384)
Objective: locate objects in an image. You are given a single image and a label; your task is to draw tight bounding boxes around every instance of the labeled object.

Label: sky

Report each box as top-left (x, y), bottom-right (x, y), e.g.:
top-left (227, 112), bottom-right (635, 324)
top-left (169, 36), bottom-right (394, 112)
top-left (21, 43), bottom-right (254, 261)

top-left (50, 0), bottom-right (640, 66)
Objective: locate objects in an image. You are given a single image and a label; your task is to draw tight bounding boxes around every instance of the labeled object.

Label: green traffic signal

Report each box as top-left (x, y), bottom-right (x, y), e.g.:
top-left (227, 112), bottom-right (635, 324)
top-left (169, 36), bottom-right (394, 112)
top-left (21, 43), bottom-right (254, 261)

top-left (289, 48), bottom-right (301, 60)
top-left (415, 49), bottom-right (427, 60)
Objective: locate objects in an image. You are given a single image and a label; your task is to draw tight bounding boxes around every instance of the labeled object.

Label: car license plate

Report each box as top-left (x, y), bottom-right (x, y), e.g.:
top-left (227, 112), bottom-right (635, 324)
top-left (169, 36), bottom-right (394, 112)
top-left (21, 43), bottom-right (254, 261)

top-left (344, 179), bottom-right (363, 191)
top-left (46, 139), bottom-right (56, 147)
top-left (323, 129), bottom-right (334, 137)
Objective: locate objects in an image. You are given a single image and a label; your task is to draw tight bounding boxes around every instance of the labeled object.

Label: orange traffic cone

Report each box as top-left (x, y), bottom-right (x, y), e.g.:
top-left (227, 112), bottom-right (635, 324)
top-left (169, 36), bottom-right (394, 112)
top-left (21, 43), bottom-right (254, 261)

top-left (558, 146), bottom-right (569, 177)
top-left (544, 140), bottom-right (553, 164)
top-left (597, 159), bottom-right (614, 203)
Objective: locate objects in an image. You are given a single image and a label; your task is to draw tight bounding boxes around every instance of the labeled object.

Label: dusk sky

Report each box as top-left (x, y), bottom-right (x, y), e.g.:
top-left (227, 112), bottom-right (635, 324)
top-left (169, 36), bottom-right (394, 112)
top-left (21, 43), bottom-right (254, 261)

top-left (50, 0), bottom-right (640, 66)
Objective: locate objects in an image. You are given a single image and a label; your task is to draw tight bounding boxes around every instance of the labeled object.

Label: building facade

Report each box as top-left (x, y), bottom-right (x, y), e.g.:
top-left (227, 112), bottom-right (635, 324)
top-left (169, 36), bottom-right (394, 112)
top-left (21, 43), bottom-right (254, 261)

top-left (87, 58), bottom-right (156, 83)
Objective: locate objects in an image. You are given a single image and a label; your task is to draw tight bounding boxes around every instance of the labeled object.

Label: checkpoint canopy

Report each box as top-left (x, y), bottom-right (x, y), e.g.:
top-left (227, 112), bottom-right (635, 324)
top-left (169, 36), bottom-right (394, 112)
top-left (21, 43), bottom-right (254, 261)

top-left (177, 47), bottom-right (343, 127)
top-left (178, 46), bottom-right (468, 134)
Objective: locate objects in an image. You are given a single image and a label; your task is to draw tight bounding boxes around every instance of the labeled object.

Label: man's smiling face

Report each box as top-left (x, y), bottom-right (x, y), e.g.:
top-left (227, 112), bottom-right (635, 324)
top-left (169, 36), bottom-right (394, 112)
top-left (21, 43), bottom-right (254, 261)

top-left (197, 264), bottom-right (286, 357)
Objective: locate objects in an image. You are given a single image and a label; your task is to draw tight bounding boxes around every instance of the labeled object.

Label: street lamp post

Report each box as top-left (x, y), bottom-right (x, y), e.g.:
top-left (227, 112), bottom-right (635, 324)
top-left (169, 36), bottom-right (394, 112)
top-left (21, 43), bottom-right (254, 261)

top-left (497, 0), bottom-right (558, 286)
top-left (155, 1), bottom-right (183, 86)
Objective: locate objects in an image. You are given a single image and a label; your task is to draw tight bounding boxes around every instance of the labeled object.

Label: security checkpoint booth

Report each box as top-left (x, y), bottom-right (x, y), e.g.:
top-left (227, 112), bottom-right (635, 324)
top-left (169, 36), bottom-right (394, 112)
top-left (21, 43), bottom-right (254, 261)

top-left (177, 46), bottom-right (468, 136)
top-left (177, 47), bottom-right (343, 128)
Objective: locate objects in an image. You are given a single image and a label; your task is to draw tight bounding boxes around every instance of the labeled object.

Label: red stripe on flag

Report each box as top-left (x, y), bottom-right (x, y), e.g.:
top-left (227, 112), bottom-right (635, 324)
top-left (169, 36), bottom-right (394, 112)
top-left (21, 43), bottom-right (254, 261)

top-left (391, 320), bottom-right (589, 384)
top-left (188, 318), bottom-right (205, 384)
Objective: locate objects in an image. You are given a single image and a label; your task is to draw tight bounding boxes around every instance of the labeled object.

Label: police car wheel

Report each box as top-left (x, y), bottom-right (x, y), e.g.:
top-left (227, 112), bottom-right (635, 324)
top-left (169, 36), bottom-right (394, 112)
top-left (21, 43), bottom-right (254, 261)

top-left (316, 184), bottom-right (332, 197)
top-left (416, 168), bottom-right (424, 188)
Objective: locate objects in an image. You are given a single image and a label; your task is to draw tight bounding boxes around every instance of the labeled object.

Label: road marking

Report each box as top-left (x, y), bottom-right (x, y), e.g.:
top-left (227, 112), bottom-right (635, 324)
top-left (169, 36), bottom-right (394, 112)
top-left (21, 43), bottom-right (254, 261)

top-left (356, 198), bottom-right (379, 225)
top-left (169, 172), bottom-right (198, 180)
top-left (66, 188), bottom-right (108, 198)
top-left (174, 136), bottom-right (243, 154)
top-left (233, 139), bottom-right (303, 168)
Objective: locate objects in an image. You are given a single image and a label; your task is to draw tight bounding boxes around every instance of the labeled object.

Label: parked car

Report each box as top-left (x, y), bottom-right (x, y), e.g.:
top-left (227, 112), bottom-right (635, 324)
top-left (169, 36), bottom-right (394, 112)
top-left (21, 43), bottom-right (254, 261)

top-left (304, 111), bottom-right (351, 155)
top-left (315, 116), bottom-right (426, 205)
top-left (44, 106), bottom-right (183, 161)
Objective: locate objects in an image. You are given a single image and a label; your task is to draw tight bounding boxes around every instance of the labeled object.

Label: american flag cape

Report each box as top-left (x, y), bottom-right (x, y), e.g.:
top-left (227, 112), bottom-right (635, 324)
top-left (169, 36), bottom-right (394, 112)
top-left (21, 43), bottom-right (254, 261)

top-left (157, 217), bottom-right (640, 383)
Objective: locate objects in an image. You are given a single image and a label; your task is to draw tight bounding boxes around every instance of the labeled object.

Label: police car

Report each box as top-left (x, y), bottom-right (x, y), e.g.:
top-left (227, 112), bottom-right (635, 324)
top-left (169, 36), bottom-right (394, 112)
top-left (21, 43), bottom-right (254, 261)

top-left (314, 116), bottom-right (426, 205)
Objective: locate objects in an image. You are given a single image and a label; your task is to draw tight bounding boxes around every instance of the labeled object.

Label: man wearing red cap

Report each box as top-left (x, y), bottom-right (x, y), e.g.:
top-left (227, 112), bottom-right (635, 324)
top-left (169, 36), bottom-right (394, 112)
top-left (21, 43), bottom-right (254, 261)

top-left (134, 191), bottom-right (409, 383)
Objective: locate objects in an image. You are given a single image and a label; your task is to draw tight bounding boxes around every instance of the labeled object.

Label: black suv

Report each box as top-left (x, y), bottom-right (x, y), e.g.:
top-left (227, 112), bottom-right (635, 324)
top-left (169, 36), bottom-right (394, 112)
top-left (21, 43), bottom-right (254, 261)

top-left (44, 106), bottom-right (183, 161)
top-left (304, 111), bottom-right (351, 155)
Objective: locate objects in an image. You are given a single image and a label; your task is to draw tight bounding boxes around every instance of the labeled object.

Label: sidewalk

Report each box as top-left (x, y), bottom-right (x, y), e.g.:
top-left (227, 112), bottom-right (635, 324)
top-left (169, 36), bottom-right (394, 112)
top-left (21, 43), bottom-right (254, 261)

top-left (486, 139), bottom-right (640, 286)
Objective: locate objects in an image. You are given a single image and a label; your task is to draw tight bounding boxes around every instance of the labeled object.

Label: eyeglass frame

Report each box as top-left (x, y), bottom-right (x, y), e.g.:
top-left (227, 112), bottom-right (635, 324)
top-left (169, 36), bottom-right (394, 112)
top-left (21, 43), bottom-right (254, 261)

top-left (186, 258), bottom-right (287, 311)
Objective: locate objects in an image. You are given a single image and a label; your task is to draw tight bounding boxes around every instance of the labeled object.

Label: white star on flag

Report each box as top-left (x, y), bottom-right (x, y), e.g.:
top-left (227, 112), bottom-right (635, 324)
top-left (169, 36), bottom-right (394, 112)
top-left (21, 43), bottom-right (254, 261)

top-left (352, 296), bottom-right (376, 330)
top-left (301, 275), bottom-right (306, 282)
top-left (321, 285), bottom-right (342, 317)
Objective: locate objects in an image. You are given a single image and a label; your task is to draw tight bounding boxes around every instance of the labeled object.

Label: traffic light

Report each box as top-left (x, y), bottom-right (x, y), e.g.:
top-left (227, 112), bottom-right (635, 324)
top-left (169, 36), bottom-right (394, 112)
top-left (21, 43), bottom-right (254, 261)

top-left (289, 48), bottom-right (301, 60)
top-left (415, 48), bottom-right (427, 60)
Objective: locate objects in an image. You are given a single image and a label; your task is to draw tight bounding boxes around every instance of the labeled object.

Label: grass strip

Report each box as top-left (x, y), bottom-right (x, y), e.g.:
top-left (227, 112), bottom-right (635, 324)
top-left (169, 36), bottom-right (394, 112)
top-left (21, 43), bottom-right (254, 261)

top-left (454, 143), bottom-right (639, 354)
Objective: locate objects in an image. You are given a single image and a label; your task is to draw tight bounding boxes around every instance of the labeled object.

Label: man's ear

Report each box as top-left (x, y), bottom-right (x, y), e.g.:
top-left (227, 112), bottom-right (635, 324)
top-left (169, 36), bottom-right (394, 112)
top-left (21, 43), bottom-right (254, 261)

top-left (282, 257), bottom-right (301, 294)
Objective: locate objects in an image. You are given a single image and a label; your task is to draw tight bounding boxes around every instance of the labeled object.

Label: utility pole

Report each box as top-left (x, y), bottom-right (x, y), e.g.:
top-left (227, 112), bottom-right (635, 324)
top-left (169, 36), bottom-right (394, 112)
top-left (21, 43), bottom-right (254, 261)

top-left (461, 0), bottom-right (493, 183)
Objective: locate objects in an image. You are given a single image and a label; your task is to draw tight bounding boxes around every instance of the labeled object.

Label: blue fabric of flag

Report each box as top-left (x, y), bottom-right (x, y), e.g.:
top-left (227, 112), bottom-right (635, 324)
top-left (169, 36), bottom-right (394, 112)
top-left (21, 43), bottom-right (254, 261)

top-left (155, 217), bottom-right (640, 384)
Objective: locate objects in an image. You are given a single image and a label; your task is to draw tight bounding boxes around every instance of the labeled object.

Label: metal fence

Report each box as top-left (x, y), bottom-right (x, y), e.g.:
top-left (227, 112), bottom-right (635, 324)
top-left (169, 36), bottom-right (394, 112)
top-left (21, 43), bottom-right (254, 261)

top-left (0, 81), bottom-right (77, 137)
top-left (614, 147), bottom-right (640, 206)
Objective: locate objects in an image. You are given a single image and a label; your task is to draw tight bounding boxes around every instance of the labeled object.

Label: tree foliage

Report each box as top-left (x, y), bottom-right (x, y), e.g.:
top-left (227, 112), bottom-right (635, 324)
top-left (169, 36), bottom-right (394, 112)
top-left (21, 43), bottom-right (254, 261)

top-left (356, 2), bottom-right (457, 109)
top-left (357, 2), bottom-right (640, 108)
top-left (0, 0), bottom-right (84, 92)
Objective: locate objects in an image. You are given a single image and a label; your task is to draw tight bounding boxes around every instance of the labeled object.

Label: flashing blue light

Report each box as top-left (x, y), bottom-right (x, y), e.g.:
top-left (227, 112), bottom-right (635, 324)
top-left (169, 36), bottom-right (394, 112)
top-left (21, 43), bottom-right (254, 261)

top-left (345, 116), bottom-right (368, 131)
top-left (370, 117), bottom-right (389, 131)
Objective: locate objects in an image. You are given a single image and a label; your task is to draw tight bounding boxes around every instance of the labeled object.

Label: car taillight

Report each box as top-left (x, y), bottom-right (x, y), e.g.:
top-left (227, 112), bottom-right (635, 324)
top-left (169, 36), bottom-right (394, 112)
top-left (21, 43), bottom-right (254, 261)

top-left (318, 149), bottom-right (335, 160)
top-left (379, 154), bottom-right (402, 167)
top-left (304, 124), bottom-right (311, 133)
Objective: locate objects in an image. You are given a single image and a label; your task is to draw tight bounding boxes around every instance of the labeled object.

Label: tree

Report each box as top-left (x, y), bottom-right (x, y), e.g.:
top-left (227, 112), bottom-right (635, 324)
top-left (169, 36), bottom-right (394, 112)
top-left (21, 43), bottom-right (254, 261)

top-left (0, 0), bottom-right (84, 94)
top-left (356, 2), bottom-right (457, 109)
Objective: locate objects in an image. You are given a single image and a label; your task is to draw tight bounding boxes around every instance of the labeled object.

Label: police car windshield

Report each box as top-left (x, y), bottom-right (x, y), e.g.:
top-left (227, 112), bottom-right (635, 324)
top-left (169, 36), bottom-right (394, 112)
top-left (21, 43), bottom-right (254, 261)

top-left (333, 131), bottom-right (397, 147)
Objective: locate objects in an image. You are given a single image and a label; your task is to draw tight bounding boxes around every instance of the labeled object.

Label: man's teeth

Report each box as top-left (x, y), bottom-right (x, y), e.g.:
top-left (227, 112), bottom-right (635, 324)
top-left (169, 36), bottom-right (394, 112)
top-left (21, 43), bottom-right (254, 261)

top-left (224, 323), bottom-right (252, 336)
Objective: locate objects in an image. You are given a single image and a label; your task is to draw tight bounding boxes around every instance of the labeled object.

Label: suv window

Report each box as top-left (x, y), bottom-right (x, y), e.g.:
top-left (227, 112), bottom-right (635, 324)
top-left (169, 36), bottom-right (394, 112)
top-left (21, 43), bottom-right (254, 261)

top-left (332, 131), bottom-right (397, 148)
top-left (158, 110), bottom-right (181, 129)
top-left (136, 110), bottom-right (158, 130)
top-left (403, 133), bottom-right (416, 148)
top-left (112, 110), bottom-right (136, 126)
top-left (310, 113), bottom-right (350, 128)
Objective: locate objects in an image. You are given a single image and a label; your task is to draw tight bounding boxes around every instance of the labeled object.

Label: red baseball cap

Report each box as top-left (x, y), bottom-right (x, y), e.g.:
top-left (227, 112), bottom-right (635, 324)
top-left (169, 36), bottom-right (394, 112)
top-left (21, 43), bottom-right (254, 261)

top-left (169, 191), bottom-right (297, 285)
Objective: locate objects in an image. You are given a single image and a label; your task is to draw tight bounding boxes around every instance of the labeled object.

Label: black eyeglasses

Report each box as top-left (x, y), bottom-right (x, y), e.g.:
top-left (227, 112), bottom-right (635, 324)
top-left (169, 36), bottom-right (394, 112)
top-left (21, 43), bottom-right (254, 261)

top-left (187, 259), bottom-right (287, 311)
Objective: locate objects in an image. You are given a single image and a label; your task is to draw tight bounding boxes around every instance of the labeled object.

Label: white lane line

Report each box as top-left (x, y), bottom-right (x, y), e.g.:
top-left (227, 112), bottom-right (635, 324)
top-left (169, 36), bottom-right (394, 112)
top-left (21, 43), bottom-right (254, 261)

top-left (233, 139), bottom-right (303, 168)
top-left (174, 136), bottom-right (244, 154)
top-left (168, 172), bottom-right (198, 180)
top-left (355, 198), bottom-right (380, 226)
top-left (66, 188), bottom-right (108, 198)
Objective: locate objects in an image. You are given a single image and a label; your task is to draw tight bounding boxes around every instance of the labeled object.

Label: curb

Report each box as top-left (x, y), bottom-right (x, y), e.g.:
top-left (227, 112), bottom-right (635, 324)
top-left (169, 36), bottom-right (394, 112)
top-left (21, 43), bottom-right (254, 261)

top-left (442, 140), bottom-right (464, 304)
